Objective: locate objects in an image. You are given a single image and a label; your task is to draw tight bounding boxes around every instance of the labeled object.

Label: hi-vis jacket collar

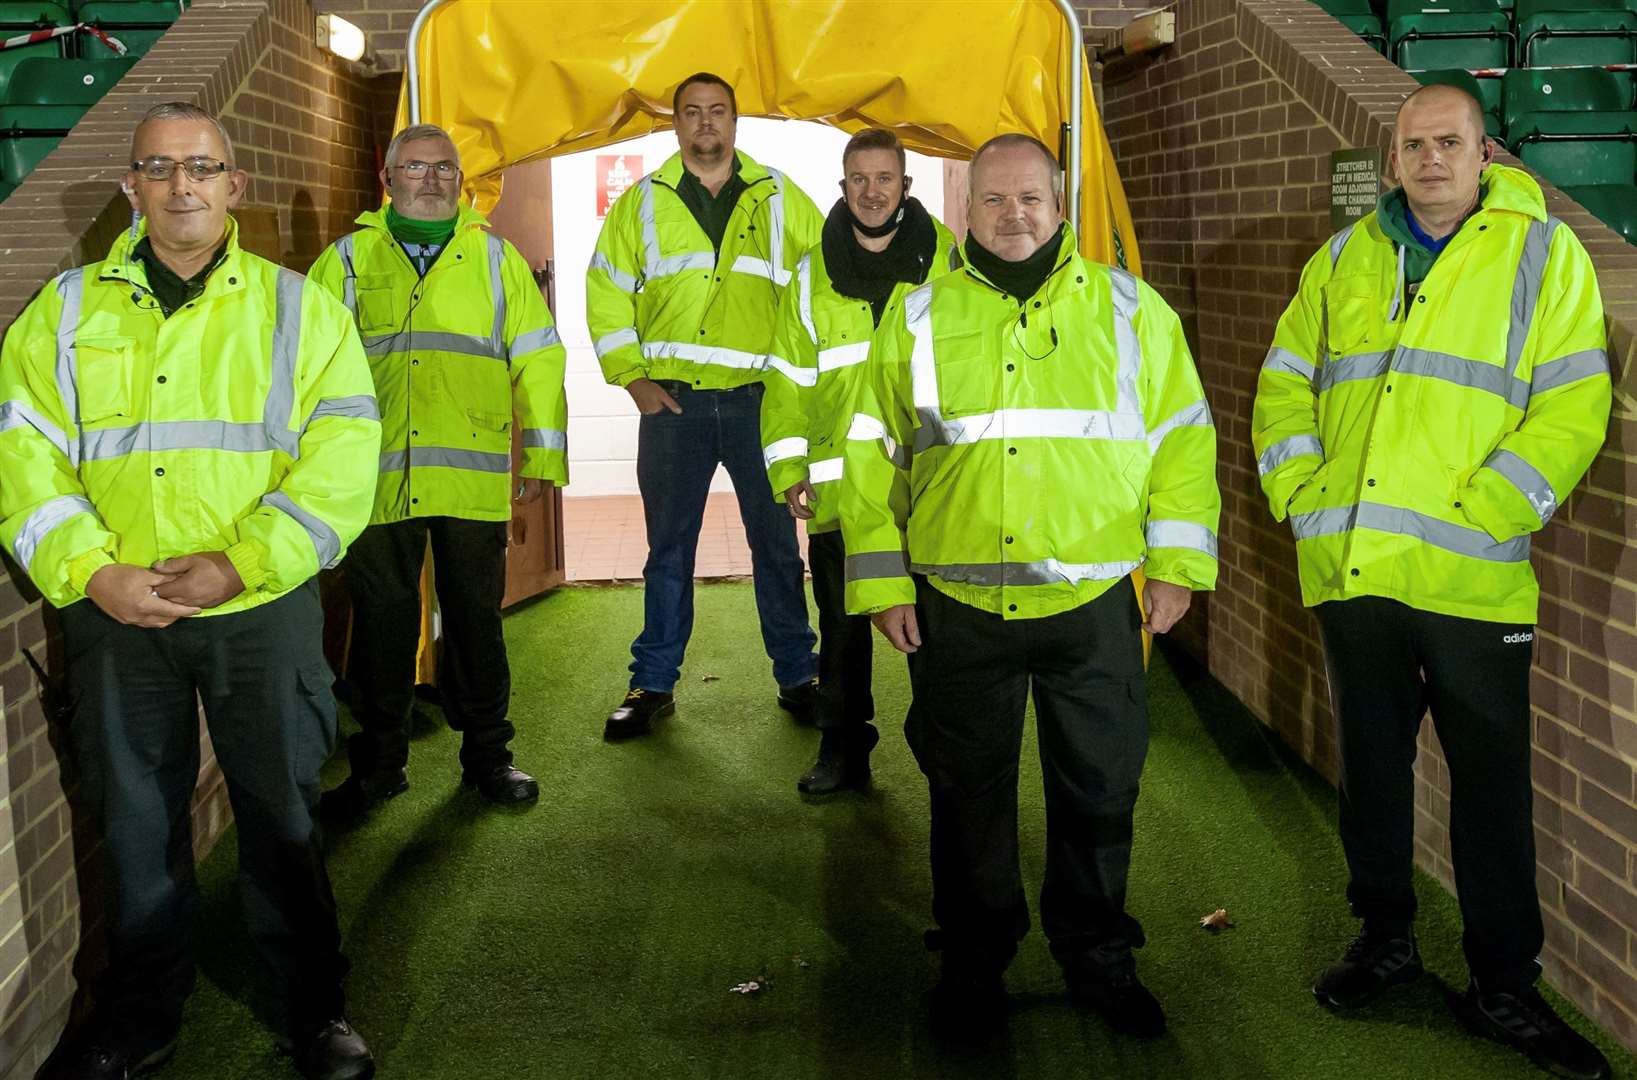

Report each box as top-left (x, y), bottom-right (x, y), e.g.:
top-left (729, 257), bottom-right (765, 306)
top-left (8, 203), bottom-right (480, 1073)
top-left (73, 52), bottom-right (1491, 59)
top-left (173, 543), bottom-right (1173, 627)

top-left (97, 215), bottom-right (250, 303)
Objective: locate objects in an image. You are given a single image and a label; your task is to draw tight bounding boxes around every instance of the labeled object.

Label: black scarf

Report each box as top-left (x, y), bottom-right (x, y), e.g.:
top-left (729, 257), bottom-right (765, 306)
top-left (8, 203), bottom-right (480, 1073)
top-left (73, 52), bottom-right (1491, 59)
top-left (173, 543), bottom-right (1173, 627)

top-left (963, 224), bottom-right (1067, 303)
top-left (821, 196), bottom-right (939, 325)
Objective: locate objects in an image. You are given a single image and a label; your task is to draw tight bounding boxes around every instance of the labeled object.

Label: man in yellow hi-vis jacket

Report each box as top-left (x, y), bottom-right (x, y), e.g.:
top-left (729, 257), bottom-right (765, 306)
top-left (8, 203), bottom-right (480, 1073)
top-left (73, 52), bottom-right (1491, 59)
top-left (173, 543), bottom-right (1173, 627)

top-left (310, 123), bottom-right (568, 813)
top-left (760, 128), bottom-right (959, 795)
top-left (842, 135), bottom-right (1219, 1040)
top-left (588, 72), bottom-right (822, 739)
top-left (0, 104), bottom-right (378, 1080)
top-left (1254, 85), bottom-right (1612, 1080)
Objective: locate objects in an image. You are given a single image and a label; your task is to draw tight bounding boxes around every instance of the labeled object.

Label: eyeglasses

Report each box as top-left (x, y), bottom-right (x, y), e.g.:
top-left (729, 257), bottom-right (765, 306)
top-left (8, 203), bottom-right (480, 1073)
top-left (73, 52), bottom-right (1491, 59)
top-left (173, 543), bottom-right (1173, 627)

top-left (392, 160), bottom-right (458, 179)
top-left (130, 156), bottom-right (232, 181)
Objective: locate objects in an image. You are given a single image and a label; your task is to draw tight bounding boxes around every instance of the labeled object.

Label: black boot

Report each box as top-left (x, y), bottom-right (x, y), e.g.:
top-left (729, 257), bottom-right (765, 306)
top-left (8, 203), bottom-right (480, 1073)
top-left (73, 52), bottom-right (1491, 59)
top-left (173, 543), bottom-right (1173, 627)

top-left (284, 1017), bottom-right (375, 1080)
top-left (777, 677), bottom-right (820, 724)
top-left (1065, 954), bottom-right (1167, 1038)
top-left (318, 768), bottom-right (409, 823)
top-left (41, 1027), bottom-right (177, 1080)
top-left (797, 724), bottom-right (880, 795)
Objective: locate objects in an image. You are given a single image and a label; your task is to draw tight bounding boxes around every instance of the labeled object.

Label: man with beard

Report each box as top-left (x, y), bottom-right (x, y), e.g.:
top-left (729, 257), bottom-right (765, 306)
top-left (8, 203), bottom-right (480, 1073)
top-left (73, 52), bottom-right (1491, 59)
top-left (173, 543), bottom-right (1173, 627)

top-left (841, 134), bottom-right (1219, 1038)
top-left (761, 127), bottom-right (959, 794)
top-left (310, 123), bottom-right (568, 817)
top-left (589, 72), bottom-right (822, 739)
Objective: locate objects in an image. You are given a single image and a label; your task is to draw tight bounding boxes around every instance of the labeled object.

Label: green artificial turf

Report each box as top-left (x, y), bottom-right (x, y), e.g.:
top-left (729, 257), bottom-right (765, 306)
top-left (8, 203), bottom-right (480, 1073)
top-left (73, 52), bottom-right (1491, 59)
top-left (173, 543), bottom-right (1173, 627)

top-left (158, 582), bottom-right (1633, 1079)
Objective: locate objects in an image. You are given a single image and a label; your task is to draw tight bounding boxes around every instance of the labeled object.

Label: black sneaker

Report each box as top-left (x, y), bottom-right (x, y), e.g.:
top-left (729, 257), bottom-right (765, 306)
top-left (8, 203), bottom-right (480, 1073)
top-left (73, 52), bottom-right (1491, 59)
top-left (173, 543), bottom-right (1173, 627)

top-left (777, 677), bottom-right (820, 724)
top-left (604, 688), bottom-right (675, 741)
top-left (41, 1030), bottom-right (177, 1079)
top-left (797, 724), bottom-right (880, 795)
top-left (1451, 982), bottom-right (1612, 1079)
top-left (1066, 958), bottom-right (1167, 1038)
top-left (1312, 928), bottom-right (1423, 1009)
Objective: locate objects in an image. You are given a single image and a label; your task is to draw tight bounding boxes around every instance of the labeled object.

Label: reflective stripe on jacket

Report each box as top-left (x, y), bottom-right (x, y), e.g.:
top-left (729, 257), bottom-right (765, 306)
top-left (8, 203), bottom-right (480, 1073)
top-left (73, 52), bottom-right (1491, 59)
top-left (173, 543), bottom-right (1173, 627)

top-left (586, 149), bottom-right (821, 390)
top-left (760, 216), bottom-right (960, 532)
top-left (0, 216), bottom-right (381, 612)
top-left (309, 203), bottom-right (568, 524)
top-left (1252, 165), bottom-right (1611, 623)
top-left (841, 227), bottom-right (1220, 619)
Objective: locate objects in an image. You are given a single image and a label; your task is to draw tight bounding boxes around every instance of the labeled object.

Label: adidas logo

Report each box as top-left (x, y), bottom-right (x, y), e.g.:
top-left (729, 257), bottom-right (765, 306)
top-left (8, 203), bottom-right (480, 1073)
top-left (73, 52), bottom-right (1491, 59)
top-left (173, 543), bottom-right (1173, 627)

top-left (1503, 632), bottom-right (1534, 644)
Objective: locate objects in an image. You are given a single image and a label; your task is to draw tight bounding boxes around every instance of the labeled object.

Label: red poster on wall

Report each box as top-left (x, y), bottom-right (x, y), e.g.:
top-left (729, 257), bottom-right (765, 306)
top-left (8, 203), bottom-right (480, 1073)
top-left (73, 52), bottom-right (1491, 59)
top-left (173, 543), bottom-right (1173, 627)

top-left (597, 154), bottom-right (641, 217)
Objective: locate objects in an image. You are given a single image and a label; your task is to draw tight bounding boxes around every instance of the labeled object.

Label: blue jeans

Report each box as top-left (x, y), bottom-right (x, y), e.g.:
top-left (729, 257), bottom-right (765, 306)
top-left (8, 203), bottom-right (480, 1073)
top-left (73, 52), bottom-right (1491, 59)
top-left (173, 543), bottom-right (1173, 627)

top-left (631, 379), bottom-right (817, 693)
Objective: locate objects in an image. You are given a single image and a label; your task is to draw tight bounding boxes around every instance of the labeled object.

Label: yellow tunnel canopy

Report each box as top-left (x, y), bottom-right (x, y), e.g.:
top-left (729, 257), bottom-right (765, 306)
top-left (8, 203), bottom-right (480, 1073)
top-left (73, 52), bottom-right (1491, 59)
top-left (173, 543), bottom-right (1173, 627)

top-left (398, 0), bottom-right (1140, 271)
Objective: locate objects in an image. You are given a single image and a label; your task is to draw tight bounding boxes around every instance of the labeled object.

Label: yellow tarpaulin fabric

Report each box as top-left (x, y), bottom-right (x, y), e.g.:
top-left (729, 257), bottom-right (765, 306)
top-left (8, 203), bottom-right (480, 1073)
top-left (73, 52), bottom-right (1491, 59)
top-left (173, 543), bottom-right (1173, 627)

top-left (396, 0), bottom-right (1152, 658)
top-left (396, 0), bottom-right (1140, 271)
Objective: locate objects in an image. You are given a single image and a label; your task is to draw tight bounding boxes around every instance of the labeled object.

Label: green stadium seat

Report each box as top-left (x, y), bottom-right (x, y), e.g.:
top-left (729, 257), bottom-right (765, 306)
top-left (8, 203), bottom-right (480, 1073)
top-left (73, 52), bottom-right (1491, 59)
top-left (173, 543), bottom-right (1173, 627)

top-left (1513, 118), bottom-right (1637, 185)
top-left (1314, 0), bottom-right (1389, 51)
top-left (0, 1), bottom-right (70, 24)
top-left (1564, 183), bottom-right (1637, 243)
top-left (0, 3), bottom-right (70, 99)
top-left (0, 131), bottom-right (63, 186)
top-left (0, 56), bottom-right (133, 191)
top-left (1515, 0), bottom-right (1637, 66)
top-left (75, 0), bottom-right (179, 59)
top-left (1388, 0), bottom-right (1513, 69)
top-left (1503, 68), bottom-right (1637, 185)
top-left (1414, 68), bottom-right (1505, 136)
top-left (0, 56), bottom-right (133, 129)
top-left (1502, 65), bottom-right (1630, 132)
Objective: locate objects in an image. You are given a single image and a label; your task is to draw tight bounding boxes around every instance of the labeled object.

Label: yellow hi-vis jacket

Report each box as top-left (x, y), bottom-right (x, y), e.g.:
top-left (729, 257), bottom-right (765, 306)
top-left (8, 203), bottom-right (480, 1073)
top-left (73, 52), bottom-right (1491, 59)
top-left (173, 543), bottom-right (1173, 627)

top-left (1252, 165), bottom-right (1611, 624)
top-left (309, 204), bottom-right (568, 525)
top-left (0, 217), bottom-right (382, 614)
top-left (586, 150), bottom-right (821, 390)
top-left (760, 216), bottom-right (960, 533)
top-left (841, 228), bottom-right (1220, 619)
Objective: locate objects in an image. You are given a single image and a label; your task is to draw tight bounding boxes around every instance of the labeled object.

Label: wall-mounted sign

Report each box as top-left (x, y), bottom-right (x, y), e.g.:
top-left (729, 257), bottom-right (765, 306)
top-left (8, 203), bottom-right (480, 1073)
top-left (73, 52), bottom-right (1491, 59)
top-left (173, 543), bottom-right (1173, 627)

top-left (1330, 148), bottom-right (1383, 229)
top-left (597, 154), bottom-right (641, 218)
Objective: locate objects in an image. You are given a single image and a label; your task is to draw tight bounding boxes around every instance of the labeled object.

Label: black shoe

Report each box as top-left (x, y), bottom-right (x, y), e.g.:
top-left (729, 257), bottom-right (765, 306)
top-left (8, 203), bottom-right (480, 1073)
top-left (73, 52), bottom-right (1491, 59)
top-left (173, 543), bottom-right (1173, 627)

top-left (1067, 958), bottom-right (1167, 1038)
top-left (42, 1030), bottom-right (177, 1079)
top-left (929, 964), bottom-right (1008, 1040)
top-left (777, 677), bottom-right (820, 724)
top-left (463, 764), bottom-right (540, 804)
top-left (318, 770), bottom-right (409, 822)
top-left (1451, 982), bottom-right (1612, 1079)
top-left (604, 688), bottom-right (674, 741)
top-left (797, 724), bottom-right (880, 795)
top-left (1312, 927), bottom-right (1423, 1009)
top-left (284, 1018), bottom-right (375, 1080)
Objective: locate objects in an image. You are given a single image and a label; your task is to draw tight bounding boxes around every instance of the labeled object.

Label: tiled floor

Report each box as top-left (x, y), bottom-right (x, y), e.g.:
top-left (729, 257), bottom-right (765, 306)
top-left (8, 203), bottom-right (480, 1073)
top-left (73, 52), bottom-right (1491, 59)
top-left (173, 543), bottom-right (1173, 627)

top-left (561, 494), bottom-right (810, 582)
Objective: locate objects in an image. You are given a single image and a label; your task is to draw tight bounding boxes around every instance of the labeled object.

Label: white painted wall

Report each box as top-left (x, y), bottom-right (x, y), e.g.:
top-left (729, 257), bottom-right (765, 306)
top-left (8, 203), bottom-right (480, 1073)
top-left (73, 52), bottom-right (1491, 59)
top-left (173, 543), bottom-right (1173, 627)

top-left (551, 120), bottom-right (946, 497)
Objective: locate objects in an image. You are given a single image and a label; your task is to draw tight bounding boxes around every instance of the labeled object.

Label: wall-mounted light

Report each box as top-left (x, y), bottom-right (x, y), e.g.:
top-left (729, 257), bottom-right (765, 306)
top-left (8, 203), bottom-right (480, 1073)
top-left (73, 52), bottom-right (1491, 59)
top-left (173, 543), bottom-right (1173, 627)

top-left (316, 13), bottom-right (366, 62)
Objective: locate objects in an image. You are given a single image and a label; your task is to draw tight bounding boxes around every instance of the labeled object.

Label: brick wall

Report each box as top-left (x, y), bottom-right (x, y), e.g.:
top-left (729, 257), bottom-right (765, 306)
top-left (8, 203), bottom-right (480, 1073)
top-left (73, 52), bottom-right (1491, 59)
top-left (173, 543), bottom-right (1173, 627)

top-left (1081, 0), bottom-right (1637, 1052)
top-left (0, 1), bottom-right (386, 1074)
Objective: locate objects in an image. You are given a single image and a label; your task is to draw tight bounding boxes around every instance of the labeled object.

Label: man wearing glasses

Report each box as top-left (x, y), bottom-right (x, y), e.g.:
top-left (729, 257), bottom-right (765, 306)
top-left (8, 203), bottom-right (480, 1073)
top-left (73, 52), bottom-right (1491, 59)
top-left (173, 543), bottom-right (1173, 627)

top-left (0, 103), bottom-right (380, 1079)
top-left (310, 123), bottom-right (568, 816)
top-left (842, 135), bottom-right (1218, 1040)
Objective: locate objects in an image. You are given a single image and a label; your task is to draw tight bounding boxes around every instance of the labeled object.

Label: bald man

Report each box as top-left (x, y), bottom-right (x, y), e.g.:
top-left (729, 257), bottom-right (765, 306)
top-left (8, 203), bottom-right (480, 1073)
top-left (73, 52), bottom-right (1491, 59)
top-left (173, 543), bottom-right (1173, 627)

top-left (1254, 84), bottom-right (1612, 1079)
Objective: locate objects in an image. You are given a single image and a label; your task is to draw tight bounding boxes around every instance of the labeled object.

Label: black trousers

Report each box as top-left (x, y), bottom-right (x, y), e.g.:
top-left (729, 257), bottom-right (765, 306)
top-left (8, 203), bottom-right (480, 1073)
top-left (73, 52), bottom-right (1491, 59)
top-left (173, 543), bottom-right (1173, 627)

top-left (344, 516), bottom-right (513, 776)
top-left (807, 528), bottom-right (874, 731)
top-left (1315, 596), bottom-right (1542, 989)
top-left (62, 582), bottom-right (346, 1041)
top-left (906, 576), bottom-right (1149, 976)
